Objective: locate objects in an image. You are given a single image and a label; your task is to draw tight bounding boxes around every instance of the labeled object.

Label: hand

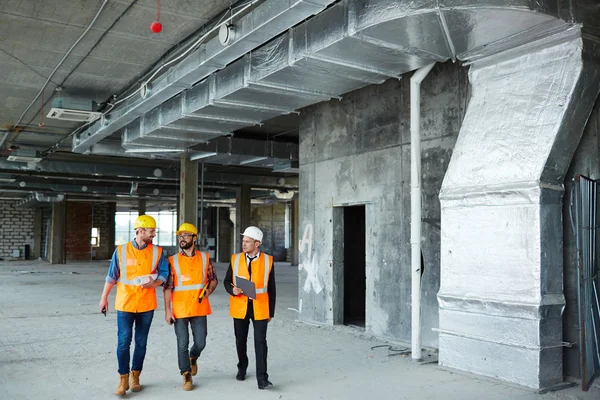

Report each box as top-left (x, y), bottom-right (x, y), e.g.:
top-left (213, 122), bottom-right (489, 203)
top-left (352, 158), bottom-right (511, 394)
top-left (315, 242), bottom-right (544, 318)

top-left (268, 318), bottom-right (272, 323)
top-left (141, 277), bottom-right (157, 289)
top-left (232, 286), bottom-right (243, 296)
top-left (99, 297), bottom-right (108, 314)
top-left (165, 312), bottom-right (174, 325)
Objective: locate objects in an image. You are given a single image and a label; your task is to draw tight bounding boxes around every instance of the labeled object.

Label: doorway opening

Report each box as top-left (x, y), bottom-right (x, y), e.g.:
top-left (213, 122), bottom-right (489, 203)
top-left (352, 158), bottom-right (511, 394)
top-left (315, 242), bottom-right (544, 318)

top-left (343, 205), bottom-right (366, 327)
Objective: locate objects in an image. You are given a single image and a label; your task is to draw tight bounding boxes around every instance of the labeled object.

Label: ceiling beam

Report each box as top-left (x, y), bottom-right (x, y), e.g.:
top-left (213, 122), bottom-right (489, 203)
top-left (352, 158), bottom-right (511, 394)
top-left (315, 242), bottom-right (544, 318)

top-left (0, 157), bottom-right (298, 189)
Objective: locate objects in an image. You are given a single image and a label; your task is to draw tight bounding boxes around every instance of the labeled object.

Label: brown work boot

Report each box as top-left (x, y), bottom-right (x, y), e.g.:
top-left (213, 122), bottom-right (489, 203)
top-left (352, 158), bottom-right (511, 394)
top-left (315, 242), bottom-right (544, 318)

top-left (190, 357), bottom-right (198, 376)
top-left (182, 371), bottom-right (193, 391)
top-left (130, 370), bottom-right (142, 392)
top-left (115, 373), bottom-right (129, 396)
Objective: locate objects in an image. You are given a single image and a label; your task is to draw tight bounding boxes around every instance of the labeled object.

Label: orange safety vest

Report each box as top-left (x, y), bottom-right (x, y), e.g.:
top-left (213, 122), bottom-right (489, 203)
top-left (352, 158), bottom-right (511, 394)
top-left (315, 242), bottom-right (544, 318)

top-left (168, 252), bottom-right (212, 318)
top-left (115, 242), bottom-right (162, 313)
top-left (229, 252), bottom-right (273, 320)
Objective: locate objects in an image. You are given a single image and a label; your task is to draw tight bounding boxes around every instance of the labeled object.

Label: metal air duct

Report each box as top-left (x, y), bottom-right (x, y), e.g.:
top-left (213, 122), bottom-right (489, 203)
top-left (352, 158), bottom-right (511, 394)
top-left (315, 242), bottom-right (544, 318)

top-left (110, 0), bottom-right (579, 152)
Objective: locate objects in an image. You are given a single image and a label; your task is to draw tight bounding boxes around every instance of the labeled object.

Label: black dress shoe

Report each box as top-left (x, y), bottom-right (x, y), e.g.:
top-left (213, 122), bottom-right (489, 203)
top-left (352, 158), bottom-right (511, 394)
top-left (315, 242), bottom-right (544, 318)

top-left (257, 380), bottom-right (273, 390)
top-left (236, 369), bottom-right (246, 381)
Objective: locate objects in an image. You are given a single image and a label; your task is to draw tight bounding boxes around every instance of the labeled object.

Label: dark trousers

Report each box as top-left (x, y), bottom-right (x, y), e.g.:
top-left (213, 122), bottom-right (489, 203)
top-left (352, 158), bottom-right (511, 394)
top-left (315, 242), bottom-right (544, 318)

top-left (174, 316), bottom-right (207, 375)
top-left (234, 301), bottom-right (269, 382)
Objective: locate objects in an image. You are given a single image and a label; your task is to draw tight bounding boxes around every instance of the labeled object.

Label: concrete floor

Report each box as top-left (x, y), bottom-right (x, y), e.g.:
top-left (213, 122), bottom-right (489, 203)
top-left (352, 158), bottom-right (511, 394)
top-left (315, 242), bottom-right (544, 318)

top-left (1, 259), bottom-right (599, 400)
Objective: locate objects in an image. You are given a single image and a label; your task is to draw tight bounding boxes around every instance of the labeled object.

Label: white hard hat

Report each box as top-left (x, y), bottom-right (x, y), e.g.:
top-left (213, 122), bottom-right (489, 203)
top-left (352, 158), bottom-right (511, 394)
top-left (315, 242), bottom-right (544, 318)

top-left (241, 226), bottom-right (263, 242)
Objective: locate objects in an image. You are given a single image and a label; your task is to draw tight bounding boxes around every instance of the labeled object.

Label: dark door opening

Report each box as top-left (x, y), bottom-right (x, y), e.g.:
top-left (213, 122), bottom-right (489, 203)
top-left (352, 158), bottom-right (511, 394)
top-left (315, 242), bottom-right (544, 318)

top-left (343, 205), bottom-right (366, 327)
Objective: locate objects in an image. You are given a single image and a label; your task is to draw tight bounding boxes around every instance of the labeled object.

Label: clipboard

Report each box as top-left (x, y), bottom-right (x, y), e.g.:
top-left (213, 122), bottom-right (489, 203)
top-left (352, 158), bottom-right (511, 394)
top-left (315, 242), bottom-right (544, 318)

top-left (235, 276), bottom-right (257, 299)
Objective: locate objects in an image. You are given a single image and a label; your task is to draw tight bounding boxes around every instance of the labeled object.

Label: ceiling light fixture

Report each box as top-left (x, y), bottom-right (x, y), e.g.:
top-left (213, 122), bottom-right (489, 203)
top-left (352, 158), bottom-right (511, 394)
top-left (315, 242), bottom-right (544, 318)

top-left (124, 148), bottom-right (185, 153)
top-left (190, 152), bottom-right (217, 161)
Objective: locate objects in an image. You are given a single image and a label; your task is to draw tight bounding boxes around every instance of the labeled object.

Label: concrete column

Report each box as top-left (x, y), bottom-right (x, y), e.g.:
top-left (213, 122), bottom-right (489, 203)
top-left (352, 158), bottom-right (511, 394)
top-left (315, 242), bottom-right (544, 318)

top-left (137, 199), bottom-right (146, 216)
top-left (108, 202), bottom-right (117, 256)
top-left (291, 199), bottom-right (299, 265)
top-left (179, 155), bottom-right (198, 226)
top-left (437, 33), bottom-right (600, 389)
top-left (235, 185), bottom-right (251, 252)
top-left (33, 207), bottom-right (43, 259)
top-left (49, 201), bottom-right (66, 265)
top-left (218, 207), bottom-right (234, 261)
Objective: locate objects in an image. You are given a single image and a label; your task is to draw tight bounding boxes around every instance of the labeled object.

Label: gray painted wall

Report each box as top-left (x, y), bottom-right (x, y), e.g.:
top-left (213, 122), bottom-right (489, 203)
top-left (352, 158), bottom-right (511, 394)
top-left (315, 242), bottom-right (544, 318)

top-left (298, 62), bottom-right (469, 346)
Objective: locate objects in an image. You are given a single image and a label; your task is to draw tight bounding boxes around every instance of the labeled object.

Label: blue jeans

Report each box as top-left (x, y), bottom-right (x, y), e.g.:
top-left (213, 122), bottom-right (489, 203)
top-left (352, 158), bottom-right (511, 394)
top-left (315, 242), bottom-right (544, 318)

top-left (116, 310), bottom-right (154, 375)
top-left (174, 316), bottom-right (207, 374)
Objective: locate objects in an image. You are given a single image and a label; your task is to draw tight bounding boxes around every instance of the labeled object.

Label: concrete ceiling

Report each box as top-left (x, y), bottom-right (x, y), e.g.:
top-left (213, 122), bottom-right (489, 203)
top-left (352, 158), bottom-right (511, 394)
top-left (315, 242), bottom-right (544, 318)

top-left (0, 0), bottom-right (301, 202)
top-left (1, 0), bottom-right (229, 142)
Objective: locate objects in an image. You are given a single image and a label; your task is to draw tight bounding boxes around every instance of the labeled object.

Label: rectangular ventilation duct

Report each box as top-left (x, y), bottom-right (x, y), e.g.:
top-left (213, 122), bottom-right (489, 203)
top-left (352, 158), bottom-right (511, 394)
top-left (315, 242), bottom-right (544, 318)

top-left (73, 0), bottom-right (336, 153)
top-left (7, 149), bottom-right (43, 163)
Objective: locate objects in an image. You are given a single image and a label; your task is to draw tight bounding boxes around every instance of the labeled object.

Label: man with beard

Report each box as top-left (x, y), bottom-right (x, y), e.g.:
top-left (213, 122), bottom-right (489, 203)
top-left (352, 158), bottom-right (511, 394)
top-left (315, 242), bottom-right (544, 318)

top-left (224, 226), bottom-right (276, 390)
top-left (163, 223), bottom-right (218, 391)
top-left (99, 214), bottom-right (169, 396)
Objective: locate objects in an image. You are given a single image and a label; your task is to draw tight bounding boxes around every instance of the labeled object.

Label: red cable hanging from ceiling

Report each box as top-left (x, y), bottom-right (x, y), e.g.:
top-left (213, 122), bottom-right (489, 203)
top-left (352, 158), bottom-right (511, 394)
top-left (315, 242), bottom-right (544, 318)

top-left (151, 0), bottom-right (162, 33)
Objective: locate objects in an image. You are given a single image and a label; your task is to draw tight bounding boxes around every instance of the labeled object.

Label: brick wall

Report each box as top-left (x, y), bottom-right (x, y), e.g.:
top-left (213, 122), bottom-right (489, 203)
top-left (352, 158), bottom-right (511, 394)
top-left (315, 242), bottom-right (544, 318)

top-left (92, 202), bottom-right (116, 260)
top-left (65, 202), bottom-right (93, 261)
top-left (0, 200), bottom-right (35, 259)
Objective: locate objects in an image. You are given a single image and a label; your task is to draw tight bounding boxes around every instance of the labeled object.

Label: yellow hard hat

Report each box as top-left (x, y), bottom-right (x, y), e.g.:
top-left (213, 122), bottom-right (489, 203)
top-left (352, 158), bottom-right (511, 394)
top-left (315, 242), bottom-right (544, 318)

top-left (176, 222), bottom-right (198, 236)
top-left (134, 215), bottom-right (157, 229)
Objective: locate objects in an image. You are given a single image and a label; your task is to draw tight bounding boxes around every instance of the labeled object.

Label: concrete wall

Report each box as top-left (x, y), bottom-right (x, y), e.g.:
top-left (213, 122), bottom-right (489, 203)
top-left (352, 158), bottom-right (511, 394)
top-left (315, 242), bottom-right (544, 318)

top-left (252, 203), bottom-right (287, 261)
top-left (0, 200), bottom-right (35, 259)
top-left (298, 61), bottom-right (468, 346)
top-left (563, 95), bottom-right (600, 378)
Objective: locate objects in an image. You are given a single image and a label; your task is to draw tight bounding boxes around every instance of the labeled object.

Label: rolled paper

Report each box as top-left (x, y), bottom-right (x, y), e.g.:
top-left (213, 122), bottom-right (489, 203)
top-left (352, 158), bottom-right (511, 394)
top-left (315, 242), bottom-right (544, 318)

top-left (133, 274), bottom-right (158, 286)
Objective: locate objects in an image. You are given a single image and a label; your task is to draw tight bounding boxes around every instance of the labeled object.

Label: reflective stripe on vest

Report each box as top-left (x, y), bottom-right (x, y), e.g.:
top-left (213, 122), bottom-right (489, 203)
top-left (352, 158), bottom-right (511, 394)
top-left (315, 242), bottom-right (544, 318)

top-left (233, 252), bottom-right (270, 293)
top-left (172, 252), bottom-right (206, 292)
top-left (118, 243), bottom-right (159, 285)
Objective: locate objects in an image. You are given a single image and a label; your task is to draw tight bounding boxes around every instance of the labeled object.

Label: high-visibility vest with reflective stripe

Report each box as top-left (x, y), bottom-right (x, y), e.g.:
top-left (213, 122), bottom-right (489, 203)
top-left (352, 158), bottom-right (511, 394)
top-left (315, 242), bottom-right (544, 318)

top-left (115, 242), bottom-right (161, 313)
top-left (229, 252), bottom-right (273, 320)
top-left (168, 252), bottom-right (212, 318)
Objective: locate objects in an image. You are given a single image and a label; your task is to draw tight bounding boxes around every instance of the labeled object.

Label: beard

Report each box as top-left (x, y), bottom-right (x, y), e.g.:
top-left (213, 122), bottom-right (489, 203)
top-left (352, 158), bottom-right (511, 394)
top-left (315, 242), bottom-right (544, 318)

top-left (142, 236), bottom-right (153, 244)
top-left (180, 241), bottom-right (194, 250)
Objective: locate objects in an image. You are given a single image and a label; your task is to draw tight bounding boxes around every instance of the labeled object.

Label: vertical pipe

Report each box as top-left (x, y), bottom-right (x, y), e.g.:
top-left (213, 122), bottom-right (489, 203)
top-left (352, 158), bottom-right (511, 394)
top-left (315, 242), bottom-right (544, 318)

top-left (90, 202), bottom-right (94, 261)
top-left (574, 176), bottom-right (586, 385)
top-left (591, 306), bottom-right (600, 365)
top-left (594, 281), bottom-right (600, 323)
top-left (410, 63), bottom-right (435, 360)
top-left (216, 207), bottom-right (220, 262)
top-left (200, 162), bottom-right (205, 249)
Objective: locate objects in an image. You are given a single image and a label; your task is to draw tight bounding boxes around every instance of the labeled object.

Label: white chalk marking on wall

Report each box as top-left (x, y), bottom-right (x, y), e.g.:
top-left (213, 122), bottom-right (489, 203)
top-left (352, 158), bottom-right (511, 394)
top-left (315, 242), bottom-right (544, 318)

top-left (299, 223), bottom-right (323, 294)
top-left (299, 222), bottom-right (313, 259)
top-left (302, 254), bottom-right (323, 294)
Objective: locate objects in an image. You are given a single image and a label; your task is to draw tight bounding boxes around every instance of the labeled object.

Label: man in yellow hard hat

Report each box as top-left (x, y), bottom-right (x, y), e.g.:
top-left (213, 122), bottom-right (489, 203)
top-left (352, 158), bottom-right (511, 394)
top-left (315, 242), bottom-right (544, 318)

top-left (163, 223), bottom-right (218, 391)
top-left (98, 214), bottom-right (170, 396)
top-left (224, 226), bottom-right (276, 390)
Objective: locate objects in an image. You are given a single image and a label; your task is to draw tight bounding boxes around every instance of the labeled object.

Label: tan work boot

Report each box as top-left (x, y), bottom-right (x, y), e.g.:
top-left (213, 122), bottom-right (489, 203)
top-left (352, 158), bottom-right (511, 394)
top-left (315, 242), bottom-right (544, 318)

top-left (190, 357), bottom-right (198, 376)
top-left (130, 370), bottom-right (142, 392)
top-left (182, 371), bottom-right (193, 391)
top-left (115, 373), bottom-right (129, 396)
